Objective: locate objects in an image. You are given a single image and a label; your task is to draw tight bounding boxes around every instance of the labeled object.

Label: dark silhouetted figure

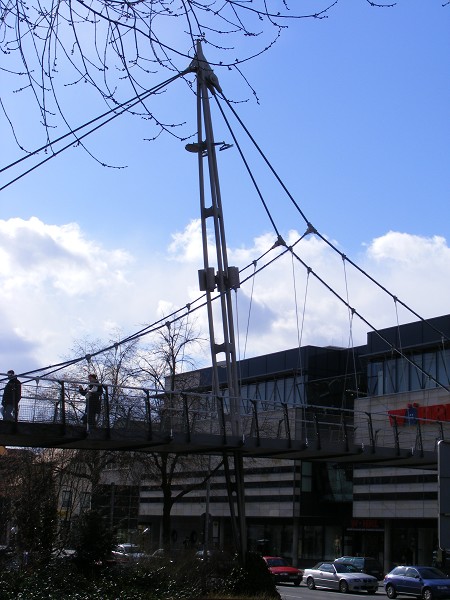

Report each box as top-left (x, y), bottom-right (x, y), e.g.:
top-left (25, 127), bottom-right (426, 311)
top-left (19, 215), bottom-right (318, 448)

top-left (2, 370), bottom-right (22, 421)
top-left (79, 373), bottom-right (103, 429)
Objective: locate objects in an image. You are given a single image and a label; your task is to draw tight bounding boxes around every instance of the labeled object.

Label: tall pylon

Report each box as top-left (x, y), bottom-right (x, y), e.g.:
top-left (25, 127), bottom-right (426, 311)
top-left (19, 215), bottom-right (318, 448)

top-left (187, 41), bottom-right (247, 562)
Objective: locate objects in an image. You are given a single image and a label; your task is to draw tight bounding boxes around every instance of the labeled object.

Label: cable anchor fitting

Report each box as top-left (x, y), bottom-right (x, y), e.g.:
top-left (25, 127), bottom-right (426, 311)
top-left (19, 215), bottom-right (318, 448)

top-left (271, 235), bottom-right (287, 249)
top-left (188, 41), bottom-right (223, 94)
top-left (305, 222), bottom-right (317, 236)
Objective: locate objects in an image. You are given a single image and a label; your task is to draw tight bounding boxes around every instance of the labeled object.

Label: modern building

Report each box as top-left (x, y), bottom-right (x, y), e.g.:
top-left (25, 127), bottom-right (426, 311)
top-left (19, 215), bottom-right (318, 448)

top-left (137, 313), bottom-right (450, 572)
top-left (139, 343), bottom-right (366, 562)
top-left (351, 313), bottom-right (450, 570)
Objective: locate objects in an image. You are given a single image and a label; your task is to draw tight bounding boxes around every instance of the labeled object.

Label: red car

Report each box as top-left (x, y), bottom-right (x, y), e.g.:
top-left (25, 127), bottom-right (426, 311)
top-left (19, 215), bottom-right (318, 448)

top-left (263, 555), bottom-right (303, 586)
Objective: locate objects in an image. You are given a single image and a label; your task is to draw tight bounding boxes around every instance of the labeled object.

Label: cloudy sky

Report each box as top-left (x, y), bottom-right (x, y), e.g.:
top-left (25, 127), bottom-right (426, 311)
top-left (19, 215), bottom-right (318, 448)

top-left (0, 0), bottom-right (448, 376)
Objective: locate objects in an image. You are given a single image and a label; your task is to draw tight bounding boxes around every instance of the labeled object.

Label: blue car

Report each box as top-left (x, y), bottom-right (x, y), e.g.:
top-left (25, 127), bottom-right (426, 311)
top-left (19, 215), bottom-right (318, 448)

top-left (384, 566), bottom-right (450, 600)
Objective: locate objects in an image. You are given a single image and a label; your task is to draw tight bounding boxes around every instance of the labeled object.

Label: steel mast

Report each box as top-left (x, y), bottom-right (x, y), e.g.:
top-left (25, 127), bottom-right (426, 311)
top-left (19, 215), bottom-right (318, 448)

top-left (187, 41), bottom-right (247, 561)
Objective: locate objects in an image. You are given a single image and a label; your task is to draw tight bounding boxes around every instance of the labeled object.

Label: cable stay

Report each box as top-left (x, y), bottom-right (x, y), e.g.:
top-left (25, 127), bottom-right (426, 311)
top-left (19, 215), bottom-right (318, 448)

top-left (16, 226), bottom-right (448, 399)
top-left (341, 257), bottom-right (361, 406)
top-left (213, 88), bottom-right (450, 395)
top-left (213, 95), bottom-right (282, 239)
top-left (241, 260), bottom-right (257, 361)
top-left (287, 246), bottom-right (450, 394)
top-left (212, 90), bottom-right (450, 349)
top-left (0, 69), bottom-right (191, 192)
top-left (14, 236), bottom-right (294, 382)
top-left (1, 43), bottom-right (448, 407)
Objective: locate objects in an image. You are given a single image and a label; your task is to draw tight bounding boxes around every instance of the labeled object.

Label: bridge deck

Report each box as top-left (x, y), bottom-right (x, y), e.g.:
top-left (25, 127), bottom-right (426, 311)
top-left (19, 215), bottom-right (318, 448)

top-left (0, 380), bottom-right (444, 468)
top-left (0, 420), bottom-right (438, 468)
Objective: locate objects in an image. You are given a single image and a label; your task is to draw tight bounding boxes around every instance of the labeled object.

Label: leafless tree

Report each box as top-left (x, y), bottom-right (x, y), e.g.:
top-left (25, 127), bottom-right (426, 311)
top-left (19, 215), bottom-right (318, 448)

top-left (62, 334), bottom-right (148, 425)
top-left (136, 316), bottom-right (220, 549)
top-left (138, 317), bottom-right (206, 392)
top-left (0, 448), bottom-right (58, 566)
top-left (56, 322), bottom-right (212, 549)
top-left (0, 0), bottom-right (399, 154)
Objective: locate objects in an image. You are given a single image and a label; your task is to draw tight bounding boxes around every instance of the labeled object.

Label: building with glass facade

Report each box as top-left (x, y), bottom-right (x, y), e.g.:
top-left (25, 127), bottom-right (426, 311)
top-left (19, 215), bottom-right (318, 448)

top-left (138, 313), bottom-right (450, 572)
top-left (139, 343), bottom-right (364, 564)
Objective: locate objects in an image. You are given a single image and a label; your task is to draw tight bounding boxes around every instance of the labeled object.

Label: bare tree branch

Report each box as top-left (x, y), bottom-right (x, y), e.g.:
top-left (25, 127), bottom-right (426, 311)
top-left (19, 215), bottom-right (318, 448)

top-left (1, 0), bottom-right (401, 153)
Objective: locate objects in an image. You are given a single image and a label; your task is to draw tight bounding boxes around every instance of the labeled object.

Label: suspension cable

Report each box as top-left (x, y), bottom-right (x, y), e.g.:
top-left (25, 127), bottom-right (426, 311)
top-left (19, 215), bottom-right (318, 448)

top-left (217, 90), bottom-right (450, 347)
top-left (0, 70), bottom-right (190, 192)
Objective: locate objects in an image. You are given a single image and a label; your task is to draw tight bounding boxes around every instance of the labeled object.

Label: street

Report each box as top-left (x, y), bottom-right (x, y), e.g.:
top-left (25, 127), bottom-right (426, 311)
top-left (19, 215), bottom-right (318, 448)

top-left (277, 585), bottom-right (383, 600)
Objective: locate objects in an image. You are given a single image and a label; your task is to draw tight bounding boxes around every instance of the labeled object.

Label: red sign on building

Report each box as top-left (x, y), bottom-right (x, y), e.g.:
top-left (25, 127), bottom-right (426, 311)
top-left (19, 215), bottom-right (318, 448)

top-left (388, 403), bottom-right (450, 426)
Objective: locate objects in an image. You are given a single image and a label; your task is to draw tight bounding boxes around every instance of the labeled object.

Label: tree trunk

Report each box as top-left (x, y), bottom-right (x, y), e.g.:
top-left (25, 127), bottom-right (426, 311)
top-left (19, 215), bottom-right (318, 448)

top-left (162, 487), bottom-right (173, 549)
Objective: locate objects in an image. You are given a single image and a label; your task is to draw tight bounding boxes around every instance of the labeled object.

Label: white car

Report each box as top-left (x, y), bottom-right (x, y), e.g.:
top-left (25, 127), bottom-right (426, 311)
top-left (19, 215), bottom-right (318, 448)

top-left (112, 543), bottom-right (148, 563)
top-left (304, 561), bottom-right (379, 594)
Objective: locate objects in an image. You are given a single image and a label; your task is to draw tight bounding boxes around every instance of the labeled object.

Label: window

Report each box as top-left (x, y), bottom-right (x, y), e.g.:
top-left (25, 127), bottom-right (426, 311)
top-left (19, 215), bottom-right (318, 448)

top-left (265, 380), bottom-right (275, 405)
top-left (285, 378), bottom-right (295, 405)
top-left (405, 568), bottom-right (418, 578)
top-left (368, 350), bottom-right (445, 396)
top-left (80, 492), bottom-right (91, 511)
top-left (437, 349), bottom-right (450, 386)
top-left (410, 354), bottom-right (423, 391)
top-left (301, 461), bottom-right (312, 492)
top-left (368, 362), bottom-right (382, 396)
top-left (384, 359), bottom-right (397, 394)
top-left (302, 525), bottom-right (322, 559)
top-left (423, 353), bottom-right (437, 389)
top-left (397, 357), bottom-right (409, 393)
top-left (61, 490), bottom-right (72, 509)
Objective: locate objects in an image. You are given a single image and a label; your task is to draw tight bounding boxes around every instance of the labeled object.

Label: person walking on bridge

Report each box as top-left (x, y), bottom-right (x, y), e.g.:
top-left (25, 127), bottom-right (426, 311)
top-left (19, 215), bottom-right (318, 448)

top-left (1, 370), bottom-right (22, 421)
top-left (79, 373), bottom-right (103, 429)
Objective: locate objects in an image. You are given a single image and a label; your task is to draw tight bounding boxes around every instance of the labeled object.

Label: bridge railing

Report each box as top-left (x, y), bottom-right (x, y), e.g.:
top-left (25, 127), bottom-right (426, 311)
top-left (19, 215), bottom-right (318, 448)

top-left (353, 407), bottom-right (449, 455)
top-left (3, 380), bottom-right (450, 455)
top-left (6, 380), bottom-right (150, 428)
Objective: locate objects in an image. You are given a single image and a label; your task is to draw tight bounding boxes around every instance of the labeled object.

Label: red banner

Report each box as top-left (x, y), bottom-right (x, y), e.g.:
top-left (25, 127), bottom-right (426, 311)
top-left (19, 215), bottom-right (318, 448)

top-left (388, 402), bottom-right (450, 426)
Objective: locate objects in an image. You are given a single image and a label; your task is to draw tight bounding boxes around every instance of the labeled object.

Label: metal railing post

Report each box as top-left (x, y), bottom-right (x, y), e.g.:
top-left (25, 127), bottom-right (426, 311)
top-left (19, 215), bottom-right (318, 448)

top-left (104, 385), bottom-right (111, 439)
top-left (145, 390), bottom-right (153, 441)
top-left (366, 412), bottom-right (376, 453)
top-left (314, 413), bottom-right (322, 450)
top-left (391, 416), bottom-right (401, 456)
top-left (183, 393), bottom-right (191, 443)
top-left (58, 381), bottom-right (66, 431)
top-left (415, 419), bottom-right (423, 457)
top-left (282, 403), bottom-right (292, 449)
top-left (218, 396), bottom-right (227, 444)
top-left (341, 415), bottom-right (349, 452)
top-left (250, 399), bottom-right (260, 446)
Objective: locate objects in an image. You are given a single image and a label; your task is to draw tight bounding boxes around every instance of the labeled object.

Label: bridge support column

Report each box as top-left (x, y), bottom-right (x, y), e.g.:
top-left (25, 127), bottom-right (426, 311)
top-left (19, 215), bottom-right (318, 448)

top-left (223, 452), bottom-right (247, 562)
top-left (188, 41), bottom-right (246, 564)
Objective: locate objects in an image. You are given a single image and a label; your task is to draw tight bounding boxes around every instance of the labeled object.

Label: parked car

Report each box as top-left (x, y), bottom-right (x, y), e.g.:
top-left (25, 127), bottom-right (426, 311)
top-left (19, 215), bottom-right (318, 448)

top-left (195, 549), bottom-right (213, 561)
top-left (111, 543), bottom-right (148, 563)
top-left (150, 548), bottom-right (170, 558)
top-left (263, 556), bottom-right (303, 586)
top-left (146, 548), bottom-right (187, 563)
top-left (383, 565), bottom-right (450, 600)
top-left (304, 561), bottom-right (378, 594)
top-left (335, 556), bottom-right (384, 580)
top-left (51, 548), bottom-right (76, 563)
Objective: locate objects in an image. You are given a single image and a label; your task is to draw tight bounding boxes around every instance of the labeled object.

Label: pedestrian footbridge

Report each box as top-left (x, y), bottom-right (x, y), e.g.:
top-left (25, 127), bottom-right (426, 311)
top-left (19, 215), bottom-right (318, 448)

top-left (0, 379), bottom-right (443, 468)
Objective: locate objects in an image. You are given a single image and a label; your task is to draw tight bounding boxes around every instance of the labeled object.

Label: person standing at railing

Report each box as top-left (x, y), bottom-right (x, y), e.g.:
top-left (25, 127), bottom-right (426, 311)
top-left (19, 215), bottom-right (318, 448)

top-left (79, 373), bottom-right (103, 429)
top-left (1, 370), bottom-right (22, 421)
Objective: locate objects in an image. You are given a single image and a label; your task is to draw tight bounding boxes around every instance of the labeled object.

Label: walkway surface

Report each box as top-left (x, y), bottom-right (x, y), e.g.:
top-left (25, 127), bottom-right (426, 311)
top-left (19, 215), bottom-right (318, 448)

top-left (0, 379), bottom-right (442, 468)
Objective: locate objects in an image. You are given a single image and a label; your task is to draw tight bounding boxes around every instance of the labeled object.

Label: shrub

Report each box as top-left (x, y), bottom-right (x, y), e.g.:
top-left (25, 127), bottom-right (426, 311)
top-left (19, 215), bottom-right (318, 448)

top-left (0, 550), bottom-right (280, 599)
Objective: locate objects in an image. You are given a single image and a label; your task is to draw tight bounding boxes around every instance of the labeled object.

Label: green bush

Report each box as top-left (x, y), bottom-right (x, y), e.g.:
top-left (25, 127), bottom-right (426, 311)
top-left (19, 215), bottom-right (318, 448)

top-left (223, 552), bottom-right (279, 597)
top-left (0, 551), bottom-right (279, 600)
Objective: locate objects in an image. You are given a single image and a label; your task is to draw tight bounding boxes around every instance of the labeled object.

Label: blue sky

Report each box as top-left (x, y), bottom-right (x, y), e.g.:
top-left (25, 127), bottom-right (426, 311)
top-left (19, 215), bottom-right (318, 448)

top-left (0, 0), bottom-right (449, 375)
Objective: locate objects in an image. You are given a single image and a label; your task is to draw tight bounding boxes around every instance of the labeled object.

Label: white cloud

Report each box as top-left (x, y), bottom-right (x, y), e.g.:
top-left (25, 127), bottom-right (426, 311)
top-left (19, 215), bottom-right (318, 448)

top-left (0, 217), bottom-right (449, 377)
top-left (231, 228), bottom-right (450, 357)
top-left (167, 219), bottom-right (205, 263)
top-left (0, 217), bottom-right (132, 296)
